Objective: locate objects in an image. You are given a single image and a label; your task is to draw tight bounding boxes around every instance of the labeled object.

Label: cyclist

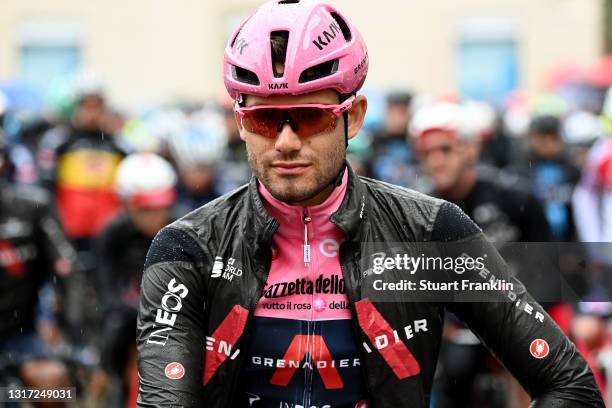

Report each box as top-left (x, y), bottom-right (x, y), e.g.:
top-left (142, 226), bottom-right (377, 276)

top-left (37, 71), bottom-right (129, 251)
top-left (365, 91), bottom-right (420, 188)
top-left (166, 114), bottom-right (225, 214)
top-left (411, 102), bottom-right (551, 243)
top-left (0, 155), bottom-right (76, 407)
top-left (410, 101), bottom-right (558, 407)
top-left (95, 153), bottom-right (178, 406)
top-left (136, 1), bottom-right (604, 406)
top-left (521, 115), bottom-right (581, 242)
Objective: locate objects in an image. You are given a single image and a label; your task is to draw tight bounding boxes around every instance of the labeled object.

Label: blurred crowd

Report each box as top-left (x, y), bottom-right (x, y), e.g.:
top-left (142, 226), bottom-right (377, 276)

top-left (0, 61), bottom-right (611, 407)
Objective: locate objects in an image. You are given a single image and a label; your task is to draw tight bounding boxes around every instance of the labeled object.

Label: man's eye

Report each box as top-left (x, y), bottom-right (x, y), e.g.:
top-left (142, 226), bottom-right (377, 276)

top-left (440, 146), bottom-right (453, 155)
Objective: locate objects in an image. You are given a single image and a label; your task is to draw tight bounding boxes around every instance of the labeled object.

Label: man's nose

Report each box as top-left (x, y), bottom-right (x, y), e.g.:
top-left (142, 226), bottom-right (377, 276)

top-left (274, 122), bottom-right (302, 153)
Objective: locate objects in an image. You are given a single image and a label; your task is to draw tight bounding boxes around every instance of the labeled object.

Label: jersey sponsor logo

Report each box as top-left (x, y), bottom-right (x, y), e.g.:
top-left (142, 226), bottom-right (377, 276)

top-left (312, 21), bottom-right (341, 51)
top-left (147, 278), bottom-right (189, 346)
top-left (320, 239), bottom-right (339, 257)
top-left (211, 257), bottom-right (224, 278)
top-left (262, 274), bottom-right (345, 299)
top-left (164, 362), bottom-right (185, 380)
top-left (270, 335), bottom-right (346, 389)
top-left (355, 299), bottom-right (422, 379)
top-left (210, 256), bottom-right (243, 282)
top-left (529, 339), bottom-right (550, 359)
top-left (204, 305), bottom-right (249, 385)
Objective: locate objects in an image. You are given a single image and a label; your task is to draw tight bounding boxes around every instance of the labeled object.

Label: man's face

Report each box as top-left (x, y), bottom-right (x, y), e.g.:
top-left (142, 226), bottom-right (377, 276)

top-left (179, 165), bottom-right (215, 194)
top-left (385, 103), bottom-right (410, 135)
top-left (127, 205), bottom-right (171, 238)
top-left (239, 90), bottom-right (347, 204)
top-left (418, 131), bottom-right (471, 192)
top-left (530, 132), bottom-right (562, 160)
top-left (74, 95), bottom-right (105, 131)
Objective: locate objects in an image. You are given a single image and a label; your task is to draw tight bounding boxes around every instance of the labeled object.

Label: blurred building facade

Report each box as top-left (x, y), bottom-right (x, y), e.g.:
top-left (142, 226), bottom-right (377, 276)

top-left (0, 0), bottom-right (605, 109)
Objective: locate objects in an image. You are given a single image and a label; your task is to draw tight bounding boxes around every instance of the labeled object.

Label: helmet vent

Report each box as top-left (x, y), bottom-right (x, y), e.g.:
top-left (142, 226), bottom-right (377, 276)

top-left (232, 65), bottom-right (260, 86)
top-left (278, 0), bottom-right (300, 4)
top-left (330, 12), bottom-right (352, 42)
top-left (271, 31), bottom-right (290, 78)
top-left (299, 59), bottom-right (339, 83)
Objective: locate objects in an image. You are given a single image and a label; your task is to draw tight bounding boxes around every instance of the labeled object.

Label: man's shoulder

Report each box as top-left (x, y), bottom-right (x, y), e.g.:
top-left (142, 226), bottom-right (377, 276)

top-left (357, 176), bottom-right (447, 237)
top-left (358, 176), bottom-right (444, 209)
top-left (167, 183), bottom-right (250, 236)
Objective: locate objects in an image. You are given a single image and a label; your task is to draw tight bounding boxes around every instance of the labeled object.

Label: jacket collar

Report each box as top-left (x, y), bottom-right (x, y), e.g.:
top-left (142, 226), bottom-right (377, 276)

top-left (245, 164), bottom-right (369, 247)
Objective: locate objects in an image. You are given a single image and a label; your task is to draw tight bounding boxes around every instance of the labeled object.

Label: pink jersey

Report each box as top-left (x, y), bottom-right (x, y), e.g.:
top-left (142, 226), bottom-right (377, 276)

top-left (255, 170), bottom-right (350, 320)
top-left (238, 170), bottom-right (366, 407)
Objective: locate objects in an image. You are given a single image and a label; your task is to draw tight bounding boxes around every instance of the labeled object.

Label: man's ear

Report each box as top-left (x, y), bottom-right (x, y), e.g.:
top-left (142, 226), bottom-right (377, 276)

top-left (347, 95), bottom-right (368, 141)
top-left (234, 112), bottom-right (248, 141)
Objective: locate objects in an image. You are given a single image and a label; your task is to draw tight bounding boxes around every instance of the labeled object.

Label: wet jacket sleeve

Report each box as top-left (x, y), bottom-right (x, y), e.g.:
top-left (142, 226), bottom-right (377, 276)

top-left (136, 226), bottom-right (207, 407)
top-left (431, 201), bottom-right (604, 407)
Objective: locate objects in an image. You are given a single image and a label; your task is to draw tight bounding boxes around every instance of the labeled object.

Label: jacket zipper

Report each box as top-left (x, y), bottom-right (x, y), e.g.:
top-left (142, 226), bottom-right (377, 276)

top-left (303, 209), bottom-right (311, 267)
top-left (303, 207), bottom-right (315, 408)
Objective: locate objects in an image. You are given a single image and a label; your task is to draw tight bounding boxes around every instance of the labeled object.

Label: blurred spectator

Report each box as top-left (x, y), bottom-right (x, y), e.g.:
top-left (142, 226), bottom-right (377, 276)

top-left (94, 153), bottom-right (178, 406)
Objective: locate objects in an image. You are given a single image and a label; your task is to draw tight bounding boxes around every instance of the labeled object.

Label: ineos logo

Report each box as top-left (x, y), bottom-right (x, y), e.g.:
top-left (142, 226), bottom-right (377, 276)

top-left (320, 239), bottom-right (339, 257)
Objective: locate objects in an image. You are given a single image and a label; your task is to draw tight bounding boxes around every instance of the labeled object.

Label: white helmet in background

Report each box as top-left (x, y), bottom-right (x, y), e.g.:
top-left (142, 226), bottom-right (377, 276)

top-left (410, 101), bottom-right (484, 143)
top-left (168, 109), bottom-right (226, 169)
top-left (410, 102), bottom-right (462, 139)
top-left (73, 70), bottom-right (106, 101)
top-left (461, 101), bottom-right (497, 141)
top-left (563, 111), bottom-right (603, 145)
top-left (115, 153), bottom-right (177, 208)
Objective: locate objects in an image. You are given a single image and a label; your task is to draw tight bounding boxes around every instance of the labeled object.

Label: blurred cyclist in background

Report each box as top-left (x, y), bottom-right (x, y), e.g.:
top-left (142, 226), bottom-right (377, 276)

top-left (36, 71), bottom-right (129, 348)
top-left (167, 114), bottom-right (225, 214)
top-left (217, 92), bottom-right (253, 193)
top-left (94, 153), bottom-right (178, 406)
top-left (411, 102), bottom-right (551, 243)
top-left (366, 90), bottom-right (420, 188)
top-left (573, 87), bottom-right (612, 248)
top-left (522, 115), bottom-right (581, 242)
top-left (37, 71), bottom-right (129, 252)
top-left (0, 136), bottom-right (76, 407)
top-left (411, 101), bottom-right (553, 407)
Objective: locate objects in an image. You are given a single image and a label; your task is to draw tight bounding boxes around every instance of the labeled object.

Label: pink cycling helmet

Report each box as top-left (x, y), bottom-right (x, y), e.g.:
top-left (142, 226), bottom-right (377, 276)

top-left (223, 0), bottom-right (369, 100)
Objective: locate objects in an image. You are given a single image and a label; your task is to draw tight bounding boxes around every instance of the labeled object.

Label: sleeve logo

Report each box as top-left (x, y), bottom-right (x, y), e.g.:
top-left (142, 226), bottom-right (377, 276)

top-left (529, 339), bottom-right (550, 359)
top-left (164, 362), bottom-right (185, 380)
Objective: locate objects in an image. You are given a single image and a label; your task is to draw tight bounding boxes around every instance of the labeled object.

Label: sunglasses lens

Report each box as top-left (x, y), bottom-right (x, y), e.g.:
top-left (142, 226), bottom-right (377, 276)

top-left (240, 106), bottom-right (339, 139)
top-left (292, 108), bottom-right (337, 138)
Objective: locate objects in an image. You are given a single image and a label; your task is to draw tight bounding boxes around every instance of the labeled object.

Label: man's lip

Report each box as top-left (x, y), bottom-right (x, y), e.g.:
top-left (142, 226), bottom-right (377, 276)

top-left (271, 162), bottom-right (311, 169)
